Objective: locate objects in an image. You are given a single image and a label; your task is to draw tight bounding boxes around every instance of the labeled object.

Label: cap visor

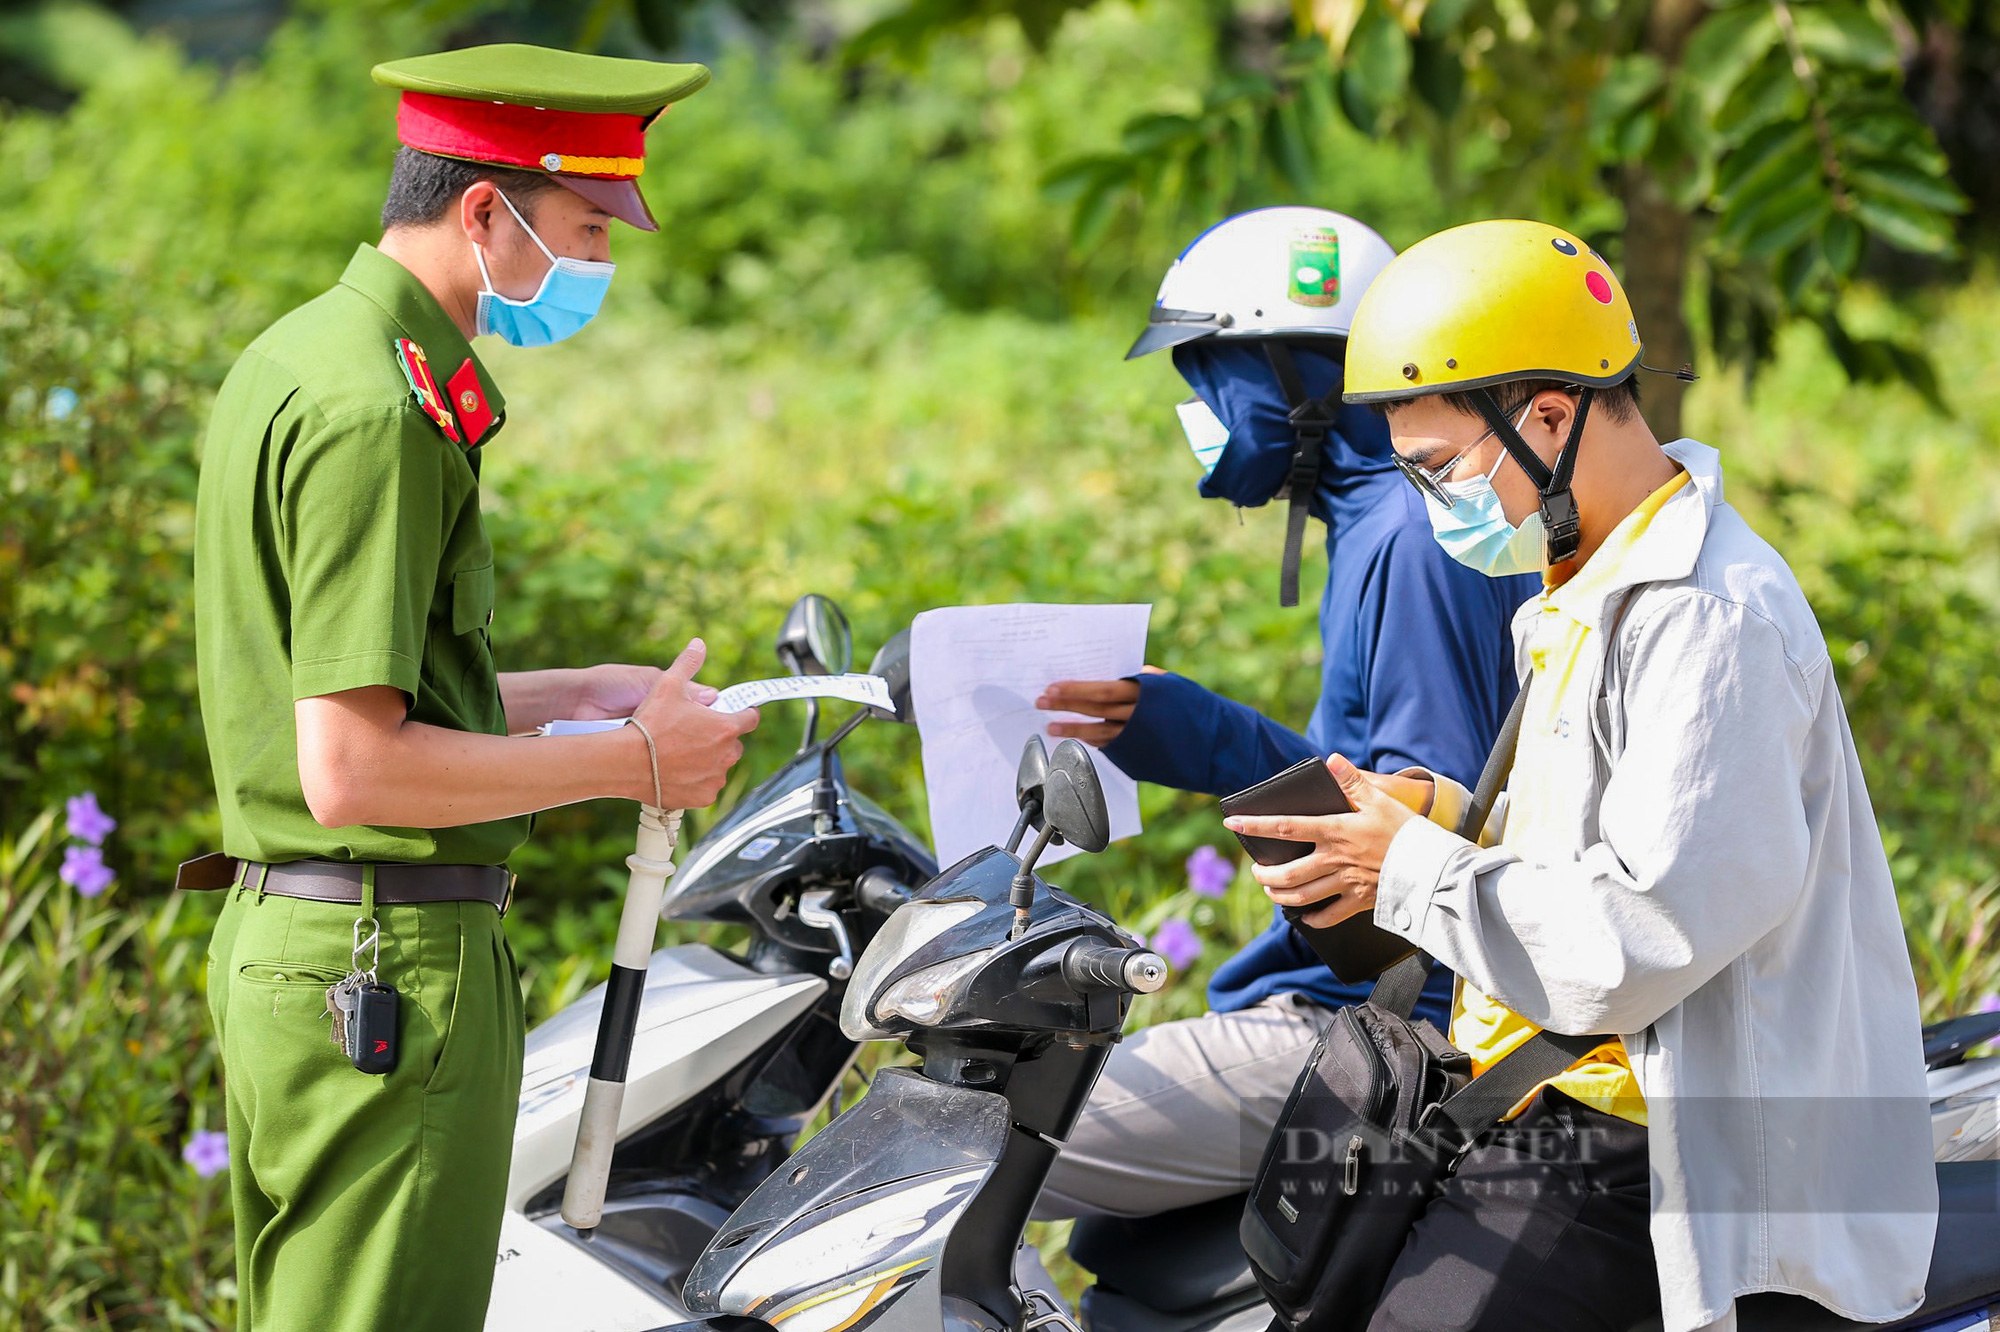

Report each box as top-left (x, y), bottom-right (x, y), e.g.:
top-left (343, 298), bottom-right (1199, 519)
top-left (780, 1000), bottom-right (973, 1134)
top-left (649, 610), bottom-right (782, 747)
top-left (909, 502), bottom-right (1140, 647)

top-left (554, 174), bottom-right (658, 232)
top-left (1124, 321), bottom-right (1219, 361)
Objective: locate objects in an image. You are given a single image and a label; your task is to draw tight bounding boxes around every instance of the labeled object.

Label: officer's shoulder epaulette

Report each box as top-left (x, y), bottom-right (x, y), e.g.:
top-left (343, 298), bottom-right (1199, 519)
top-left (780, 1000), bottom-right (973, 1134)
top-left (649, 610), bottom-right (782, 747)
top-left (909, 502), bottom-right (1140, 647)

top-left (393, 337), bottom-right (462, 445)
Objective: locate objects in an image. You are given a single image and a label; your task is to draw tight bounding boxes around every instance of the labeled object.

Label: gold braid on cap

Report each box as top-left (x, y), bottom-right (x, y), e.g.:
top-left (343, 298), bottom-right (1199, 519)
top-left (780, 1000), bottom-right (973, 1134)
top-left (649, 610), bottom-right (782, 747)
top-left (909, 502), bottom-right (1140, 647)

top-left (539, 152), bottom-right (645, 177)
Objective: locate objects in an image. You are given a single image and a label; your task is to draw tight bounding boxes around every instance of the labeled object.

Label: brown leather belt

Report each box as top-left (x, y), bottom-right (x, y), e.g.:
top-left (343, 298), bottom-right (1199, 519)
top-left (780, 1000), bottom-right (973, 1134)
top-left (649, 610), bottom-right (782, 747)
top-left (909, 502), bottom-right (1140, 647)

top-left (175, 853), bottom-right (511, 913)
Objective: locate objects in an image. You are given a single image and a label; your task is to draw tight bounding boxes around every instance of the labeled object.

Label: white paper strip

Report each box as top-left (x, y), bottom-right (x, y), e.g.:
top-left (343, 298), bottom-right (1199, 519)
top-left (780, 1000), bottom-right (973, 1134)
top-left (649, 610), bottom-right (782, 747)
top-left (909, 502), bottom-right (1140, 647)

top-left (711, 673), bottom-right (891, 715)
top-left (537, 674), bottom-right (891, 737)
top-left (538, 718), bottom-right (629, 737)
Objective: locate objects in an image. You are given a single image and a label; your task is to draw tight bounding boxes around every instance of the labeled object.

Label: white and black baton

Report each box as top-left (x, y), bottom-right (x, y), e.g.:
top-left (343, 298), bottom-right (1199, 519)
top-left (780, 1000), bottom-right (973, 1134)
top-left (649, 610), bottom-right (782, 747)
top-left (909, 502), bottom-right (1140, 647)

top-left (562, 796), bottom-right (683, 1233)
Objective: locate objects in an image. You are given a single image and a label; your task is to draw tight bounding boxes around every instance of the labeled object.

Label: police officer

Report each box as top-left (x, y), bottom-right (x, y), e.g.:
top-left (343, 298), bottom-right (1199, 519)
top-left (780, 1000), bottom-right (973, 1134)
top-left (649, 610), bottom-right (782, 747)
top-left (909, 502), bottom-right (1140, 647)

top-left (190, 44), bottom-right (756, 1332)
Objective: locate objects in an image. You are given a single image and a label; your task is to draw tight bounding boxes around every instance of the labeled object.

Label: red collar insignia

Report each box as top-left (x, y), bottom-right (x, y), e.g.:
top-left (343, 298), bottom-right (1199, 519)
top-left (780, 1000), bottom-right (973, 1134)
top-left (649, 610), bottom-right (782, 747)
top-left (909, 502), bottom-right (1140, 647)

top-left (446, 358), bottom-right (496, 446)
top-left (394, 338), bottom-right (461, 445)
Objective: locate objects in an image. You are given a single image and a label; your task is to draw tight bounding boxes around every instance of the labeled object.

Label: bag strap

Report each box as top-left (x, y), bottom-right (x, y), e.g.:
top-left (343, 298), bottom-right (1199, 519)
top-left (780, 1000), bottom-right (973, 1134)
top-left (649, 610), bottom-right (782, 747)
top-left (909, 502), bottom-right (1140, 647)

top-left (1368, 678), bottom-right (1534, 1020)
top-left (1455, 674), bottom-right (1532, 845)
top-left (1367, 951), bottom-right (1432, 1018)
top-left (1424, 1028), bottom-right (1607, 1139)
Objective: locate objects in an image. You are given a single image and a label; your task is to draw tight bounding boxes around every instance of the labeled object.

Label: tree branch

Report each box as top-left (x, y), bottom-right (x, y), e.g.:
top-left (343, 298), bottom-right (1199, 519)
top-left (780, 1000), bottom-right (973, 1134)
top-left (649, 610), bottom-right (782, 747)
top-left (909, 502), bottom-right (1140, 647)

top-left (1770, 0), bottom-right (1852, 210)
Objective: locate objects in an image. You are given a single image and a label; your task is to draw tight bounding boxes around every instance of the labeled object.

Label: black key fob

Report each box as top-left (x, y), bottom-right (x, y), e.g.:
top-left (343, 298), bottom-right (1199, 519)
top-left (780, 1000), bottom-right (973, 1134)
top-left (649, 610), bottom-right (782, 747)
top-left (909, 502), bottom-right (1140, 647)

top-left (347, 981), bottom-right (399, 1075)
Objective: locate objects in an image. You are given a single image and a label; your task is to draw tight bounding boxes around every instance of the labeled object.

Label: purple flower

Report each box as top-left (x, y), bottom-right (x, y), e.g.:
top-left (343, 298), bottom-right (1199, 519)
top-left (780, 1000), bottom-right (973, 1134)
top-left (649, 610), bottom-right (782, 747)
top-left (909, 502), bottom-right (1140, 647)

top-left (65, 792), bottom-right (116, 845)
top-left (1977, 993), bottom-right (2000, 1015)
top-left (1148, 917), bottom-right (1203, 971)
top-left (1185, 844), bottom-right (1233, 898)
top-left (182, 1129), bottom-right (230, 1178)
top-left (61, 844), bottom-right (115, 897)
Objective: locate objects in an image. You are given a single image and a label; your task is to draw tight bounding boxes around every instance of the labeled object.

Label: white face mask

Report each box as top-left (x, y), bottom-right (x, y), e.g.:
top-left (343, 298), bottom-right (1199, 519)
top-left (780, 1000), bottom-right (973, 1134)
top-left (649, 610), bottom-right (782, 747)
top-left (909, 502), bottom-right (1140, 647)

top-left (1175, 397), bottom-right (1231, 477)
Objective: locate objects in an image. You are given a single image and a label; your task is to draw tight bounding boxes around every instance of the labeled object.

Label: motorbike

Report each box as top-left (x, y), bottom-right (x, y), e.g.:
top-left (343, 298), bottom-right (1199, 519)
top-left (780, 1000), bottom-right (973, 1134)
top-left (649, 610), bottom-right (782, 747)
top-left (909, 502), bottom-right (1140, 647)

top-left (489, 592), bottom-right (2000, 1332)
top-left (486, 595), bottom-right (938, 1332)
top-left (678, 727), bottom-right (1166, 1332)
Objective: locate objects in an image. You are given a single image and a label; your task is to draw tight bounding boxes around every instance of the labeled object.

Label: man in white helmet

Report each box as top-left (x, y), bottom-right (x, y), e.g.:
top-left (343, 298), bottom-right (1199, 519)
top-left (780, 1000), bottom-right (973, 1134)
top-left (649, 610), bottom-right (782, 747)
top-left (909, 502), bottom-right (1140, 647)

top-left (1031, 208), bottom-right (1536, 1222)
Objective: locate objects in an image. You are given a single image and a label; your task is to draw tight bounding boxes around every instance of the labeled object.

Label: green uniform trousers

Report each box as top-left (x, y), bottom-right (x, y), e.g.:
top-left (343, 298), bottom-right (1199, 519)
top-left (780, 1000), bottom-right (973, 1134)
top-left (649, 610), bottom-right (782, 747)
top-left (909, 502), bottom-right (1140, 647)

top-left (206, 881), bottom-right (525, 1332)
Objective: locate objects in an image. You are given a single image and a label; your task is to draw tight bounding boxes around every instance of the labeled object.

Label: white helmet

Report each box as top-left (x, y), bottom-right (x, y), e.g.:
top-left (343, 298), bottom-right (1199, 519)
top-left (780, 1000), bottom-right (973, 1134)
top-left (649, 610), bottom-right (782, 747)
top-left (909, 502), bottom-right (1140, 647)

top-left (1125, 206), bottom-right (1399, 360)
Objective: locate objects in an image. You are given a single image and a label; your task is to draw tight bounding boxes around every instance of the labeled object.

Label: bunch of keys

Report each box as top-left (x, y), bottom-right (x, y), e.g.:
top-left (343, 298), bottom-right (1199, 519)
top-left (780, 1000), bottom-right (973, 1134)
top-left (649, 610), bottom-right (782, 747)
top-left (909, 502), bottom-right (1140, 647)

top-left (323, 915), bottom-right (399, 1075)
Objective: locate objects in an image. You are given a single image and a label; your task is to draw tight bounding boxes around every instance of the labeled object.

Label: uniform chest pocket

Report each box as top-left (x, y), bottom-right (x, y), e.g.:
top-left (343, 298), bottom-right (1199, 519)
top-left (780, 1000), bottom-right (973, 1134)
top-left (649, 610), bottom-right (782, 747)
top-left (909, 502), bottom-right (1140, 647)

top-left (451, 564), bottom-right (495, 637)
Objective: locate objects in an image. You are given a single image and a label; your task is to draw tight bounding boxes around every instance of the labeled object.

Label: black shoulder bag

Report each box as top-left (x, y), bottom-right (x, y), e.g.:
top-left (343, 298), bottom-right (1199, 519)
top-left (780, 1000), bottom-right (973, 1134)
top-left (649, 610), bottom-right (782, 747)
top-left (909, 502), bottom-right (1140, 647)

top-left (1239, 679), bottom-right (1608, 1332)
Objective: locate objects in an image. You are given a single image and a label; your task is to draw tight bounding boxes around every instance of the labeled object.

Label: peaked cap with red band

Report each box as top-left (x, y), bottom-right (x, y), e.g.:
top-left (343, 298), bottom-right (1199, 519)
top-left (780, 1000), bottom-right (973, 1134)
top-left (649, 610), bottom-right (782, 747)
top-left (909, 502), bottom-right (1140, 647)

top-left (372, 43), bottom-right (711, 233)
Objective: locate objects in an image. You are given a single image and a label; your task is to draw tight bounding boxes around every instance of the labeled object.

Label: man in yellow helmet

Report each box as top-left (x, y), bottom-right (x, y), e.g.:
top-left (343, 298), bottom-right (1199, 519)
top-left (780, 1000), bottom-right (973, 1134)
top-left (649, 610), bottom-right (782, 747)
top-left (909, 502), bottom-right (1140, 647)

top-left (1221, 219), bottom-right (1936, 1332)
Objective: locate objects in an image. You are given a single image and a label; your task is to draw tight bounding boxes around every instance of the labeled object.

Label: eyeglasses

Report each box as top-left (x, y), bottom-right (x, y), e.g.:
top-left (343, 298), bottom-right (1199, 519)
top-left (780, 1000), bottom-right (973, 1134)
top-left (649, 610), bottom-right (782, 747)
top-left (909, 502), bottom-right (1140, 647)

top-left (1389, 399), bottom-right (1535, 509)
top-left (1391, 425), bottom-right (1500, 508)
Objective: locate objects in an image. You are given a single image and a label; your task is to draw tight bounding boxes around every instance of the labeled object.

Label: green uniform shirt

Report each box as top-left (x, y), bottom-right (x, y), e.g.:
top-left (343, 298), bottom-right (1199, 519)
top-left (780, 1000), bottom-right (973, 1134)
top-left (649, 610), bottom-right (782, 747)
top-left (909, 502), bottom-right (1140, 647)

top-left (195, 243), bottom-right (530, 866)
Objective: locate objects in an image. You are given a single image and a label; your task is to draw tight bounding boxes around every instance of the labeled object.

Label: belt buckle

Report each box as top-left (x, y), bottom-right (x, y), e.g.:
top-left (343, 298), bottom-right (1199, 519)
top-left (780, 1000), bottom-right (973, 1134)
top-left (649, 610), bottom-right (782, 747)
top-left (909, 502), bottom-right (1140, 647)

top-left (500, 872), bottom-right (516, 917)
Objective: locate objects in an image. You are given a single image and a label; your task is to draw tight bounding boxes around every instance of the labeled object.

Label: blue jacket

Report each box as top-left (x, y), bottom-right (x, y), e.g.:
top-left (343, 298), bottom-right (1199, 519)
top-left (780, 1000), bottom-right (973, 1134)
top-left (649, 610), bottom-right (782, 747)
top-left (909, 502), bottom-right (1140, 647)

top-left (1102, 342), bottom-right (1537, 1028)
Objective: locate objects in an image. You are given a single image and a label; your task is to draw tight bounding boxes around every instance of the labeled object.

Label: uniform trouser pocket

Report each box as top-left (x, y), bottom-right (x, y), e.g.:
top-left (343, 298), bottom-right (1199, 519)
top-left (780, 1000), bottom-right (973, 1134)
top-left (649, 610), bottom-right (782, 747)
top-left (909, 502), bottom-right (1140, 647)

top-left (236, 962), bottom-right (348, 986)
top-left (209, 887), bottom-right (524, 1332)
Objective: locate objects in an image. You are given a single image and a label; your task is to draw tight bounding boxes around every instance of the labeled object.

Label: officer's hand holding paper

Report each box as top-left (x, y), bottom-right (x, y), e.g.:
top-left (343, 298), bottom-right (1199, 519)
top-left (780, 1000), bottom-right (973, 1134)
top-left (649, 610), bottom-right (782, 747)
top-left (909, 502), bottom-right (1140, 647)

top-left (540, 672), bottom-right (892, 732)
top-left (911, 603), bottom-right (1150, 868)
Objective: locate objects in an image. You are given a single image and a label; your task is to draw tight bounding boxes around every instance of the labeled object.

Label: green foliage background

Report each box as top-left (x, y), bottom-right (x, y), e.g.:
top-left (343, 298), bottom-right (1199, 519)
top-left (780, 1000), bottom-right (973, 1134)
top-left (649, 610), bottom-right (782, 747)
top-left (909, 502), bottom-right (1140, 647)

top-left (1, 3), bottom-right (1997, 1327)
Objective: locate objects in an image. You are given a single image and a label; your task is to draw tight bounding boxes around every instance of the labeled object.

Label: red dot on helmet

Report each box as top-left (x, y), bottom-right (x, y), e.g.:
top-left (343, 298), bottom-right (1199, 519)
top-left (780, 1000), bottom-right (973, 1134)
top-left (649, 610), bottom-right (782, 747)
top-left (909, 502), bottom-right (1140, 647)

top-left (1585, 271), bottom-right (1614, 305)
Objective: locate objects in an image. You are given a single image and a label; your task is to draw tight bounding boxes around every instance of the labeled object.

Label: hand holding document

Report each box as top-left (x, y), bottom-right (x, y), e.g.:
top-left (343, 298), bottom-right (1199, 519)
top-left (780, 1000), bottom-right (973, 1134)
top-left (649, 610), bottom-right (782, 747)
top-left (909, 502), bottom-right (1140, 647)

top-left (911, 603), bottom-right (1151, 868)
top-left (538, 673), bottom-right (891, 735)
top-left (710, 673), bottom-right (890, 715)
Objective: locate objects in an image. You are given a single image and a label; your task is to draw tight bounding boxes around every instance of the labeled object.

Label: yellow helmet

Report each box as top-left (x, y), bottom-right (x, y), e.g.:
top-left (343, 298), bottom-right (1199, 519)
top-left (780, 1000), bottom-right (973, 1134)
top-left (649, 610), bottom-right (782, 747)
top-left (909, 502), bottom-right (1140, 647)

top-left (1342, 219), bottom-right (1642, 403)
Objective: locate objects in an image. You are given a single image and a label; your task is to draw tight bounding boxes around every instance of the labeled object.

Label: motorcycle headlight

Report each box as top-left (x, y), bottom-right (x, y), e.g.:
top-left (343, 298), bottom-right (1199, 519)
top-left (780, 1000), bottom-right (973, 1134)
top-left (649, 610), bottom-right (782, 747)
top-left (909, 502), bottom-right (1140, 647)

top-left (872, 950), bottom-right (993, 1028)
top-left (840, 899), bottom-right (983, 1040)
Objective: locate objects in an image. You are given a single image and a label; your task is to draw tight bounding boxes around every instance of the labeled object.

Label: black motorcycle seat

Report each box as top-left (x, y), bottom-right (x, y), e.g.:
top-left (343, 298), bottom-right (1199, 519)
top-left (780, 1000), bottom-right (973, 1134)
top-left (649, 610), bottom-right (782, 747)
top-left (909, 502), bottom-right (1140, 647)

top-left (1623, 1161), bottom-right (2000, 1332)
top-left (1070, 1192), bottom-right (1260, 1313)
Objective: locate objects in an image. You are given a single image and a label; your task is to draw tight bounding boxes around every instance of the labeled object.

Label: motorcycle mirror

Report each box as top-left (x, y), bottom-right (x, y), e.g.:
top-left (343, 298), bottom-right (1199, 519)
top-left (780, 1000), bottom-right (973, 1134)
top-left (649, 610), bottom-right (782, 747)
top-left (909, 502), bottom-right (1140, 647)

top-left (865, 629), bottom-right (915, 724)
top-left (1042, 739), bottom-right (1110, 854)
top-left (776, 594), bottom-right (852, 678)
top-left (1015, 734), bottom-right (1049, 811)
top-left (1005, 734), bottom-right (1051, 855)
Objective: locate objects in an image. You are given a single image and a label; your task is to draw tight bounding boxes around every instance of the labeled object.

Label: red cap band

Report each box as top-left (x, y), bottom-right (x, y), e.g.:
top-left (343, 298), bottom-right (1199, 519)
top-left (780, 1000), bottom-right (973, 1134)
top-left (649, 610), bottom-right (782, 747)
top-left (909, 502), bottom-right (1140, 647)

top-left (395, 91), bottom-right (646, 179)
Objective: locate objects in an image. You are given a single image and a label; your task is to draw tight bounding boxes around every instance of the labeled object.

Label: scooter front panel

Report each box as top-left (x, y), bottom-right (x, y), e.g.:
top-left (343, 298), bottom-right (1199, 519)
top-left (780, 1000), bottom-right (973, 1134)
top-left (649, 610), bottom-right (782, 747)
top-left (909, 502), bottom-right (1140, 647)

top-left (684, 1069), bottom-right (1011, 1330)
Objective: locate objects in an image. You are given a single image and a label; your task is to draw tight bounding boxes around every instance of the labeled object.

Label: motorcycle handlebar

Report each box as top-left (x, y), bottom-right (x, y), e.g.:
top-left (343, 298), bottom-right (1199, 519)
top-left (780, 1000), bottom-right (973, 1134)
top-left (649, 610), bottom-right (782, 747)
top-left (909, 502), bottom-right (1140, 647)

top-left (855, 866), bottom-right (915, 916)
top-left (1061, 939), bottom-right (1168, 995)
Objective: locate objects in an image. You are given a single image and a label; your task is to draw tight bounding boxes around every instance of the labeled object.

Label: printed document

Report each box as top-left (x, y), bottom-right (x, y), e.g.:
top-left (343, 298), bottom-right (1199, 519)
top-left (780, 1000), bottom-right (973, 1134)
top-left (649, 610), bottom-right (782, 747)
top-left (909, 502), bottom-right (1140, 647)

top-left (911, 603), bottom-right (1151, 868)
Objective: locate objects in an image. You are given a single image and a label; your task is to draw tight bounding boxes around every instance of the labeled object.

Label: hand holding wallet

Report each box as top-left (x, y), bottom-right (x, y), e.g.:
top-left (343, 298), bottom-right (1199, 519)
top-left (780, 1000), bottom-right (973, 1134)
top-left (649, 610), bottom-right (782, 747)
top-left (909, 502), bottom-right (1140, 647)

top-left (1218, 757), bottom-right (1420, 984)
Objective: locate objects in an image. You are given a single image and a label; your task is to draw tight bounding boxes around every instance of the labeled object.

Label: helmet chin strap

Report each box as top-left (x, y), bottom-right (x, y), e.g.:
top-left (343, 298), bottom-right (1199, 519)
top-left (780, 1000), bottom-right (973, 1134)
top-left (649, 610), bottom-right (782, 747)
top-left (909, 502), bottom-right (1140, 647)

top-left (1469, 386), bottom-right (1592, 566)
top-left (1262, 342), bottom-right (1342, 608)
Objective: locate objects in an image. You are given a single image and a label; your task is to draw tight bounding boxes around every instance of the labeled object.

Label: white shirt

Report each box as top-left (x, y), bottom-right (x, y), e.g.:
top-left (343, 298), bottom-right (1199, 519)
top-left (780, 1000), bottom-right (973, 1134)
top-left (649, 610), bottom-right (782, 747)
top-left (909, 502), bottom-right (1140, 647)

top-left (1377, 440), bottom-right (1936, 1332)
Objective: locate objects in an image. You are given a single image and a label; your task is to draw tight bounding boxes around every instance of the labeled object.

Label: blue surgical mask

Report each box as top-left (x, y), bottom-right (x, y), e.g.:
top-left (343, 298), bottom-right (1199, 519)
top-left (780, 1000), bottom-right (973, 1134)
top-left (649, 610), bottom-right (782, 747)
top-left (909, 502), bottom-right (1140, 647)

top-left (1175, 397), bottom-right (1230, 477)
top-left (1424, 404), bottom-right (1549, 576)
top-left (474, 189), bottom-right (615, 347)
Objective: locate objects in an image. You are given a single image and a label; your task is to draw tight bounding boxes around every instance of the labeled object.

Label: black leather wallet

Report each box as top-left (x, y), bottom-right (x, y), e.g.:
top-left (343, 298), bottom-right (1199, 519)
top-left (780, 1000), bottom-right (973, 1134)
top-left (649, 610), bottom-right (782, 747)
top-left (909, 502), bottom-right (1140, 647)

top-left (1218, 757), bottom-right (1420, 984)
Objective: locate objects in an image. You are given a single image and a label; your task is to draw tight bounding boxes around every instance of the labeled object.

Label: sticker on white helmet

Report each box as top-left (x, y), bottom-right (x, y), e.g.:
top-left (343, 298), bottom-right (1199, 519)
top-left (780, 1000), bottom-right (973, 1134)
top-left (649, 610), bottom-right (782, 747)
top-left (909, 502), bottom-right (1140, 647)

top-left (1286, 229), bottom-right (1340, 307)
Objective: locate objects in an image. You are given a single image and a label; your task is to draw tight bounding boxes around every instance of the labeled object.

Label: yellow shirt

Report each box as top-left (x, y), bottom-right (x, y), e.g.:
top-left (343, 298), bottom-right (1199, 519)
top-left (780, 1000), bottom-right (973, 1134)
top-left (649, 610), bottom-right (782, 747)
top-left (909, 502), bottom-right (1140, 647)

top-left (1450, 469), bottom-right (1691, 1125)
